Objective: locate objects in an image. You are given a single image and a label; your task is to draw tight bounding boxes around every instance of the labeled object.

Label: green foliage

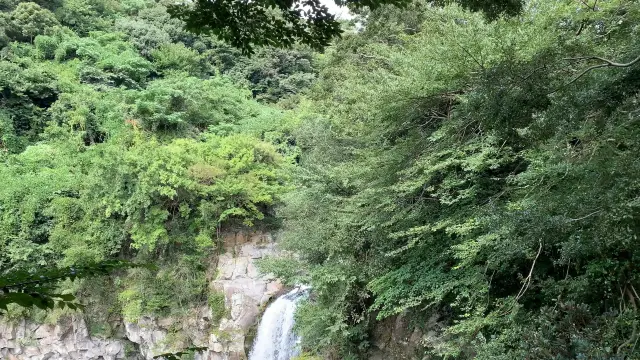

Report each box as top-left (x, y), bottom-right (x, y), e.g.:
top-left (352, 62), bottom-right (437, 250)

top-left (0, 260), bottom-right (148, 314)
top-left (292, 354), bottom-right (323, 360)
top-left (10, 2), bottom-right (60, 41)
top-left (116, 0), bottom-right (149, 16)
top-left (128, 75), bottom-right (255, 134)
top-left (167, 0), bottom-right (345, 55)
top-left (167, 0), bottom-right (524, 54)
top-left (118, 256), bottom-right (206, 321)
top-left (0, 0), bottom-right (306, 326)
top-left (0, 61), bottom-right (59, 152)
top-left (11, 0), bottom-right (640, 359)
top-left (257, 256), bottom-right (308, 286)
top-left (114, 17), bottom-right (171, 57)
top-left (34, 35), bottom-right (59, 59)
top-left (48, 31), bottom-right (152, 88)
top-left (208, 290), bottom-right (227, 324)
top-left (225, 47), bottom-right (316, 103)
top-left (95, 46), bottom-right (151, 86)
top-left (151, 43), bottom-right (208, 76)
top-left (55, 0), bottom-right (114, 35)
top-left (270, 1), bottom-right (640, 358)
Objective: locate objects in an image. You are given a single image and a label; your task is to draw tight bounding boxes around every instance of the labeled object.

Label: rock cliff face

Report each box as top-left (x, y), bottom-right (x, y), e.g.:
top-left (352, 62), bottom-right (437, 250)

top-left (0, 231), bottom-right (283, 360)
top-left (0, 318), bottom-right (128, 360)
top-left (206, 231), bottom-right (283, 360)
top-left (369, 312), bottom-right (442, 360)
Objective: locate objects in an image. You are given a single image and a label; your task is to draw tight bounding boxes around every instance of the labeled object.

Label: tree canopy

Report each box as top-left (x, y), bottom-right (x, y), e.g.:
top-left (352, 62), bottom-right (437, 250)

top-left (260, 0), bottom-right (640, 358)
top-left (2, 0), bottom-right (640, 359)
top-left (168, 0), bottom-right (525, 54)
top-left (0, 0), bottom-right (307, 346)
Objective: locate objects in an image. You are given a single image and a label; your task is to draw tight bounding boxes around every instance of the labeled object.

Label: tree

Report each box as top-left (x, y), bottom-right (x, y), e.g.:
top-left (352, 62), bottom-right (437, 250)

top-left (11, 2), bottom-right (60, 41)
top-left (55, 0), bottom-right (113, 35)
top-left (167, 0), bottom-right (524, 54)
top-left (265, 0), bottom-right (640, 358)
top-left (0, 260), bottom-right (147, 313)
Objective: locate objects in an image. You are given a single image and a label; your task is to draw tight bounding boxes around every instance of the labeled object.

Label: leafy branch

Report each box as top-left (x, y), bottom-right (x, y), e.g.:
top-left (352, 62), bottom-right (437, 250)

top-left (0, 260), bottom-right (155, 313)
top-left (564, 54), bottom-right (640, 85)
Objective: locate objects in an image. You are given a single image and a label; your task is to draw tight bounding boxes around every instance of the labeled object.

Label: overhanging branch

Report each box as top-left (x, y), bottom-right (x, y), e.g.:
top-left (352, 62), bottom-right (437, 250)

top-left (565, 54), bottom-right (640, 85)
top-left (548, 54), bottom-right (640, 94)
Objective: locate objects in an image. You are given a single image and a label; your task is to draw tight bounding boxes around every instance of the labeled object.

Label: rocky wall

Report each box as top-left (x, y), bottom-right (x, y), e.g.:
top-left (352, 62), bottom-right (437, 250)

top-left (0, 231), bottom-right (283, 360)
top-left (0, 317), bottom-right (128, 360)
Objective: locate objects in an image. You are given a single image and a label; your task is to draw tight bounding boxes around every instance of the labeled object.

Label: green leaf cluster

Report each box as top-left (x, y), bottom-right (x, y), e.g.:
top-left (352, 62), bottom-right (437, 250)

top-left (0, 0), bottom-right (306, 336)
top-left (273, 1), bottom-right (640, 358)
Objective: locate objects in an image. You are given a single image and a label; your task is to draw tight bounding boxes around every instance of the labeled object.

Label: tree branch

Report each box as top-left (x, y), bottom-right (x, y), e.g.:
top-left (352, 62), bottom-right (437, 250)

top-left (550, 54), bottom-right (640, 94)
top-left (575, 21), bottom-right (585, 36)
top-left (566, 209), bottom-right (602, 222)
top-left (515, 241), bottom-right (543, 302)
top-left (454, 41), bottom-right (485, 70)
top-left (564, 55), bottom-right (640, 67)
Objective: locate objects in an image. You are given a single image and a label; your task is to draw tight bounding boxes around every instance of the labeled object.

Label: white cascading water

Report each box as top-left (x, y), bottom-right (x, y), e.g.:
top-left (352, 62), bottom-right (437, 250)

top-left (248, 286), bottom-right (310, 360)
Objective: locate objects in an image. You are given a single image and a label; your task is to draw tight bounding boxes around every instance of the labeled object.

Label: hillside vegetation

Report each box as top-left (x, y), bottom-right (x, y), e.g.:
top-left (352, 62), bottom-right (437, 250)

top-left (0, 0), bottom-right (310, 334)
top-left (1, 0), bottom-right (640, 359)
top-left (266, 1), bottom-right (640, 358)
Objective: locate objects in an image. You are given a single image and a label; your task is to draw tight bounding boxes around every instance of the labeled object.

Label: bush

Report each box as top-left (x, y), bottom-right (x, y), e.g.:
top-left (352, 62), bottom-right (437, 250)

top-left (208, 291), bottom-right (227, 325)
top-left (34, 35), bottom-right (59, 59)
top-left (11, 2), bottom-right (59, 41)
top-left (151, 42), bottom-right (208, 76)
top-left (117, 256), bottom-right (207, 322)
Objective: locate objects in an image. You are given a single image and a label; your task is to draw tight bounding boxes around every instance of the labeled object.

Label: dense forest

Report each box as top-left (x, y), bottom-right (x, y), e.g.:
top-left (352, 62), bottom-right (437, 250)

top-left (1, 0), bottom-right (640, 359)
top-left (0, 0), bottom-right (309, 344)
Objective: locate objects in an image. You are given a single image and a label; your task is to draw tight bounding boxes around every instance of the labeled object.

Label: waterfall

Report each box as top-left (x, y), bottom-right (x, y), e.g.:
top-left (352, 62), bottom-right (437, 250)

top-left (248, 286), bottom-right (310, 360)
